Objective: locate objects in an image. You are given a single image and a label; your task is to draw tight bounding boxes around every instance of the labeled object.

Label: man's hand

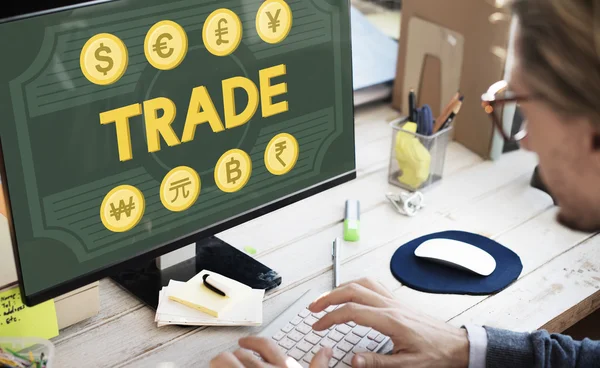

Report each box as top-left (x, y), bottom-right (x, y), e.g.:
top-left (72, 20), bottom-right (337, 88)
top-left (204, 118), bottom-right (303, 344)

top-left (308, 278), bottom-right (470, 368)
top-left (209, 336), bottom-right (333, 367)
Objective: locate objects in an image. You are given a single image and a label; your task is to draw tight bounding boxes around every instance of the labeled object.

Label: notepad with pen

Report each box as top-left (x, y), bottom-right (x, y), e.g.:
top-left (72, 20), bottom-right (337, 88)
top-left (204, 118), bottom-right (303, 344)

top-left (155, 270), bottom-right (264, 327)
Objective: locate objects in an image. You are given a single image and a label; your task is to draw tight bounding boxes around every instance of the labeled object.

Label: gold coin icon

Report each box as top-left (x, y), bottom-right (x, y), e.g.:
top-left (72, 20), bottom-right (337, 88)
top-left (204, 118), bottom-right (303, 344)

top-left (256, 0), bottom-right (293, 44)
top-left (203, 9), bottom-right (243, 56)
top-left (80, 33), bottom-right (128, 85)
top-left (160, 166), bottom-right (201, 212)
top-left (264, 133), bottom-right (299, 175)
top-left (144, 20), bottom-right (188, 70)
top-left (100, 185), bottom-right (145, 233)
top-left (214, 149), bottom-right (252, 193)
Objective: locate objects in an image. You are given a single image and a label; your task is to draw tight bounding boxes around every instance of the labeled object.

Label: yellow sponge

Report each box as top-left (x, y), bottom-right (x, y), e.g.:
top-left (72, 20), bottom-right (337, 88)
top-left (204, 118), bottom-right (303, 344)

top-left (394, 122), bottom-right (431, 189)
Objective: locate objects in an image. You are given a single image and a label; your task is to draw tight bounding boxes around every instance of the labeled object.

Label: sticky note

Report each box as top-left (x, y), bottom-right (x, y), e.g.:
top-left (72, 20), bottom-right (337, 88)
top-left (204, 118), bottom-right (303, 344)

top-left (0, 286), bottom-right (59, 339)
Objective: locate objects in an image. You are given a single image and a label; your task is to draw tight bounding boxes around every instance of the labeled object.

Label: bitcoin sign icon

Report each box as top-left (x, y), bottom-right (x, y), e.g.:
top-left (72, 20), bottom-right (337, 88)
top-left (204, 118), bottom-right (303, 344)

top-left (80, 33), bottom-right (128, 85)
top-left (100, 185), bottom-right (145, 232)
top-left (160, 166), bottom-right (201, 212)
top-left (265, 133), bottom-right (299, 175)
top-left (214, 149), bottom-right (252, 192)
top-left (203, 9), bottom-right (242, 57)
top-left (144, 20), bottom-right (188, 70)
top-left (256, 0), bottom-right (293, 44)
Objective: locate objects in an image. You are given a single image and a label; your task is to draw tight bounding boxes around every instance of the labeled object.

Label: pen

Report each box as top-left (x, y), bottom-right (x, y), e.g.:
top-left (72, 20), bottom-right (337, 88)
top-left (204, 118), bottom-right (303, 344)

top-left (332, 237), bottom-right (341, 289)
top-left (440, 98), bottom-right (464, 131)
top-left (408, 89), bottom-right (417, 122)
top-left (433, 92), bottom-right (461, 133)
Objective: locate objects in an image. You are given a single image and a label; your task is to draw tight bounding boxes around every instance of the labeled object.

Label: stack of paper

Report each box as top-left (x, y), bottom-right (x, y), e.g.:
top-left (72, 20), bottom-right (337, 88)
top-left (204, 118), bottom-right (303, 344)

top-left (155, 270), bottom-right (264, 327)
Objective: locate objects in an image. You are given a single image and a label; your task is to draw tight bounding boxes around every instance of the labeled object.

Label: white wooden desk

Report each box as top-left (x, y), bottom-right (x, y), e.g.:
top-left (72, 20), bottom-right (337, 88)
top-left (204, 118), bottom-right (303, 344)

top-left (51, 102), bottom-right (600, 367)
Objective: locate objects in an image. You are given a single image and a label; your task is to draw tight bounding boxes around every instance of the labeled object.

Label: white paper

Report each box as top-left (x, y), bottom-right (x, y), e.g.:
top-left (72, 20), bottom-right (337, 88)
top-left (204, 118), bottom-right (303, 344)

top-left (155, 280), bottom-right (264, 327)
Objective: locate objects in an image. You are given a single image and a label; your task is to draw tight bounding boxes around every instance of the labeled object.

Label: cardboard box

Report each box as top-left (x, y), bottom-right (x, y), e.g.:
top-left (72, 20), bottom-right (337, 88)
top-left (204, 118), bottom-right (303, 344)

top-left (392, 0), bottom-right (512, 159)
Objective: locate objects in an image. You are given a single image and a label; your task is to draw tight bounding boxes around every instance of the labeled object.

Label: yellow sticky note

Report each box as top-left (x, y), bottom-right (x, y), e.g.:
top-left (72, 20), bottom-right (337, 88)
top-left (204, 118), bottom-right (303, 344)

top-left (0, 286), bottom-right (59, 339)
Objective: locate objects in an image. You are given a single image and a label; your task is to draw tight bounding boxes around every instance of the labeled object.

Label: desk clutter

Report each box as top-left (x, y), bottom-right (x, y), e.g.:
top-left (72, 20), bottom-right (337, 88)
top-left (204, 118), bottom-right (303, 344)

top-left (155, 270), bottom-right (264, 327)
top-left (0, 337), bottom-right (54, 368)
top-left (388, 91), bottom-right (464, 191)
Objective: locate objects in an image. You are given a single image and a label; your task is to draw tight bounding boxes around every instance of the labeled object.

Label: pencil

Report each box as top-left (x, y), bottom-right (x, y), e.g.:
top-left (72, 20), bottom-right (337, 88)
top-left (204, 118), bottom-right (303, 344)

top-left (440, 100), bottom-right (463, 131)
top-left (433, 92), bottom-right (461, 133)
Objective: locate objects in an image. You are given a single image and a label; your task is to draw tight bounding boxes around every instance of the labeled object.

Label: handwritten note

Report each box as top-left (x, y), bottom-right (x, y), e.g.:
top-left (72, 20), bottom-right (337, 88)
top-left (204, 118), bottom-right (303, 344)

top-left (0, 286), bottom-right (58, 339)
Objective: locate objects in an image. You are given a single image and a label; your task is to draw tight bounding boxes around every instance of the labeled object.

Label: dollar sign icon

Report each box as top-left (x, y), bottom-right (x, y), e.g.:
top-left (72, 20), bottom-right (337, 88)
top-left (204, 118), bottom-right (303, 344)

top-left (215, 149), bottom-right (252, 193)
top-left (80, 33), bottom-right (128, 85)
top-left (226, 157), bottom-right (242, 184)
top-left (94, 43), bottom-right (114, 76)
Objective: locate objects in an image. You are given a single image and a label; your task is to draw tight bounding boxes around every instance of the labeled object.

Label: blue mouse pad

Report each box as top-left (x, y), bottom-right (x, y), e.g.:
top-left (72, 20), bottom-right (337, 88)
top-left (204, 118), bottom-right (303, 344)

top-left (390, 231), bottom-right (523, 295)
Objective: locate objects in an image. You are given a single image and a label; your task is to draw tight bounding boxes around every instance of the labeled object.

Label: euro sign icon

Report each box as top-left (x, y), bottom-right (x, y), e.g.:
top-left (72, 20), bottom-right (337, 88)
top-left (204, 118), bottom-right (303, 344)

top-left (153, 33), bottom-right (174, 59)
top-left (215, 18), bottom-right (229, 46)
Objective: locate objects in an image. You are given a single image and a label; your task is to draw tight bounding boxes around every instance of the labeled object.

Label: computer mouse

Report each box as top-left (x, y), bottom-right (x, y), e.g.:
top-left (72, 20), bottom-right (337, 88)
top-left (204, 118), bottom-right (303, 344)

top-left (414, 238), bottom-right (496, 276)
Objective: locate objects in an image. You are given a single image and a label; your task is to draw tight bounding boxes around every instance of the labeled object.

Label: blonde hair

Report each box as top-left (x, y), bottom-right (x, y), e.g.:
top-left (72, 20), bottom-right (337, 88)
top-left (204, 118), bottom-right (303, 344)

top-left (510, 0), bottom-right (600, 120)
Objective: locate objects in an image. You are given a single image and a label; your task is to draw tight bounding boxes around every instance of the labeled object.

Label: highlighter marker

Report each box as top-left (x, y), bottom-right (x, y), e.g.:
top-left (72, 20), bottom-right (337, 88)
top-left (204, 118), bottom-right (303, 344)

top-left (343, 199), bottom-right (360, 242)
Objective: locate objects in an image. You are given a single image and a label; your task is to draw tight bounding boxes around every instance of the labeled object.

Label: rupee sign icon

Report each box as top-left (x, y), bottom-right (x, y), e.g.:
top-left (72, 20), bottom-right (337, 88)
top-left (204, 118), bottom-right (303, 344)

top-left (275, 141), bottom-right (287, 166)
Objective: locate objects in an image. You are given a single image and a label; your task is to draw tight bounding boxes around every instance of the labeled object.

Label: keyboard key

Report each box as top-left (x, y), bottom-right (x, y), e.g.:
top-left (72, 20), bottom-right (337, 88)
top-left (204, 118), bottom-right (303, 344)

top-left (367, 331), bottom-right (378, 340)
top-left (375, 334), bottom-right (385, 343)
top-left (296, 323), bottom-right (312, 334)
top-left (320, 338), bottom-right (336, 348)
top-left (304, 316), bottom-right (319, 326)
top-left (288, 331), bottom-right (304, 342)
top-left (312, 345), bottom-right (322, 354)
top-left (278, 345), bottom-right (288, 354)
top-left (303, 352), bottom-right (315, 363)
top-left (367, 341), bottom-right (379, 351)
top-left (352, 326), bottom-right (371, 337)
top-left (329, 359), bottom-right (338, 368)
top-left (279, 338), bottom-right (296, 350)
top-left (325, 305), bottom-right (337, 313)
top-left (282, 323), bottom-right (294, 333)
top-left (312, 311), bottom-right (327, 319)
top-left (297, 340), bottom-right (314, 353)
top-left (305, 333), bottom-right (321, 345)
top-left (291, 316), bottom-right (303, 325)
top-left (332, 348), bottom-right (346, 360)
top-left (314, 329), bottom-right (329, 337)
top-left (352, 346), bottom-right (368, 354)
top-left (329, 325), bottom-right (336, 330)
top-left (343, 352), bottom-right (355, 365)
top-left (344, 334), bottom-right (361, 345)
top-left (272, 331), bottom-right (286, 341)
top-left (328, 331), bottom-right (345, 342)
top-left (335, 362), bottom-right (351, 368)
top-left (347, 322), bottom-right (357, 327)
top-left (336, 324), bottom-right (352, 335)
top-left (299, 309), bottom-right (311, 318)
top-left (288, 348), bottom-right (305, 360)
top-left (300, 361), bottom-right (310, 368)
top-left (336, 341), bottom-right (353, 353)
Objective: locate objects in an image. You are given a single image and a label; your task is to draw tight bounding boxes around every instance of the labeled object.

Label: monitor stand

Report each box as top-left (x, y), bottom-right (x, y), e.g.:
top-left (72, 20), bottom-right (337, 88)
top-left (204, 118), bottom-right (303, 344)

top-left (110, 236), bottom-right (281, 309)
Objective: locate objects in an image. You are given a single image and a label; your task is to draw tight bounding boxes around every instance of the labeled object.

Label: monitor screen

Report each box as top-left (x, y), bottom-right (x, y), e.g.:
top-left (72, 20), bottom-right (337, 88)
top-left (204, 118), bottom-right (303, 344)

top-left (0, 0), bottom-right (355, 305)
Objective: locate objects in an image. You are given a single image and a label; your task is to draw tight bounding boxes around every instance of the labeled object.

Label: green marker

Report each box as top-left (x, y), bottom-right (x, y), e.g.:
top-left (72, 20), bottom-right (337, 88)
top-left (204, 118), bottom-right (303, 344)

top-left (343, 199), bottom-right (360, 241)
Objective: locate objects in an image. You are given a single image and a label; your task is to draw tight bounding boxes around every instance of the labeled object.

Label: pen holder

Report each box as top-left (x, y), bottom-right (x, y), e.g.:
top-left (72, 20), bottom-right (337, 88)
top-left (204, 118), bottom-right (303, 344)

top-left (388, 117), bottom-right (452, 191)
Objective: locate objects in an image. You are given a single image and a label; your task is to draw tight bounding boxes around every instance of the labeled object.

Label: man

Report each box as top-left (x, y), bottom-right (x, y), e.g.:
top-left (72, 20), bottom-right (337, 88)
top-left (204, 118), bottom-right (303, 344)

top-left (210, 0), bottom-right (600, 366)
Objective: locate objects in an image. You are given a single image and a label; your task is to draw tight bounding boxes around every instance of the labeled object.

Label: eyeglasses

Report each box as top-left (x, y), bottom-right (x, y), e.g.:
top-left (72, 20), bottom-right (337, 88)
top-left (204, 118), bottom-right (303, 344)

top-left (481, 80), bottom-right (533, 143)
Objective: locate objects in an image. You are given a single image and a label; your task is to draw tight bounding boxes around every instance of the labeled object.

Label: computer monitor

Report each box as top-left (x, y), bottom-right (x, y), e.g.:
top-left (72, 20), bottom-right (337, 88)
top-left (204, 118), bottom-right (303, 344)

top-left (0, 0), bottom-right (355, 307)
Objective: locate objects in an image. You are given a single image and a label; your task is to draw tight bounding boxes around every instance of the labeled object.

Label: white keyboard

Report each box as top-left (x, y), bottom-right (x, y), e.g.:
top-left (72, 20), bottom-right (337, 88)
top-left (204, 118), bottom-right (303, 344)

top-left (257, 290), bottom-right (391, 367)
